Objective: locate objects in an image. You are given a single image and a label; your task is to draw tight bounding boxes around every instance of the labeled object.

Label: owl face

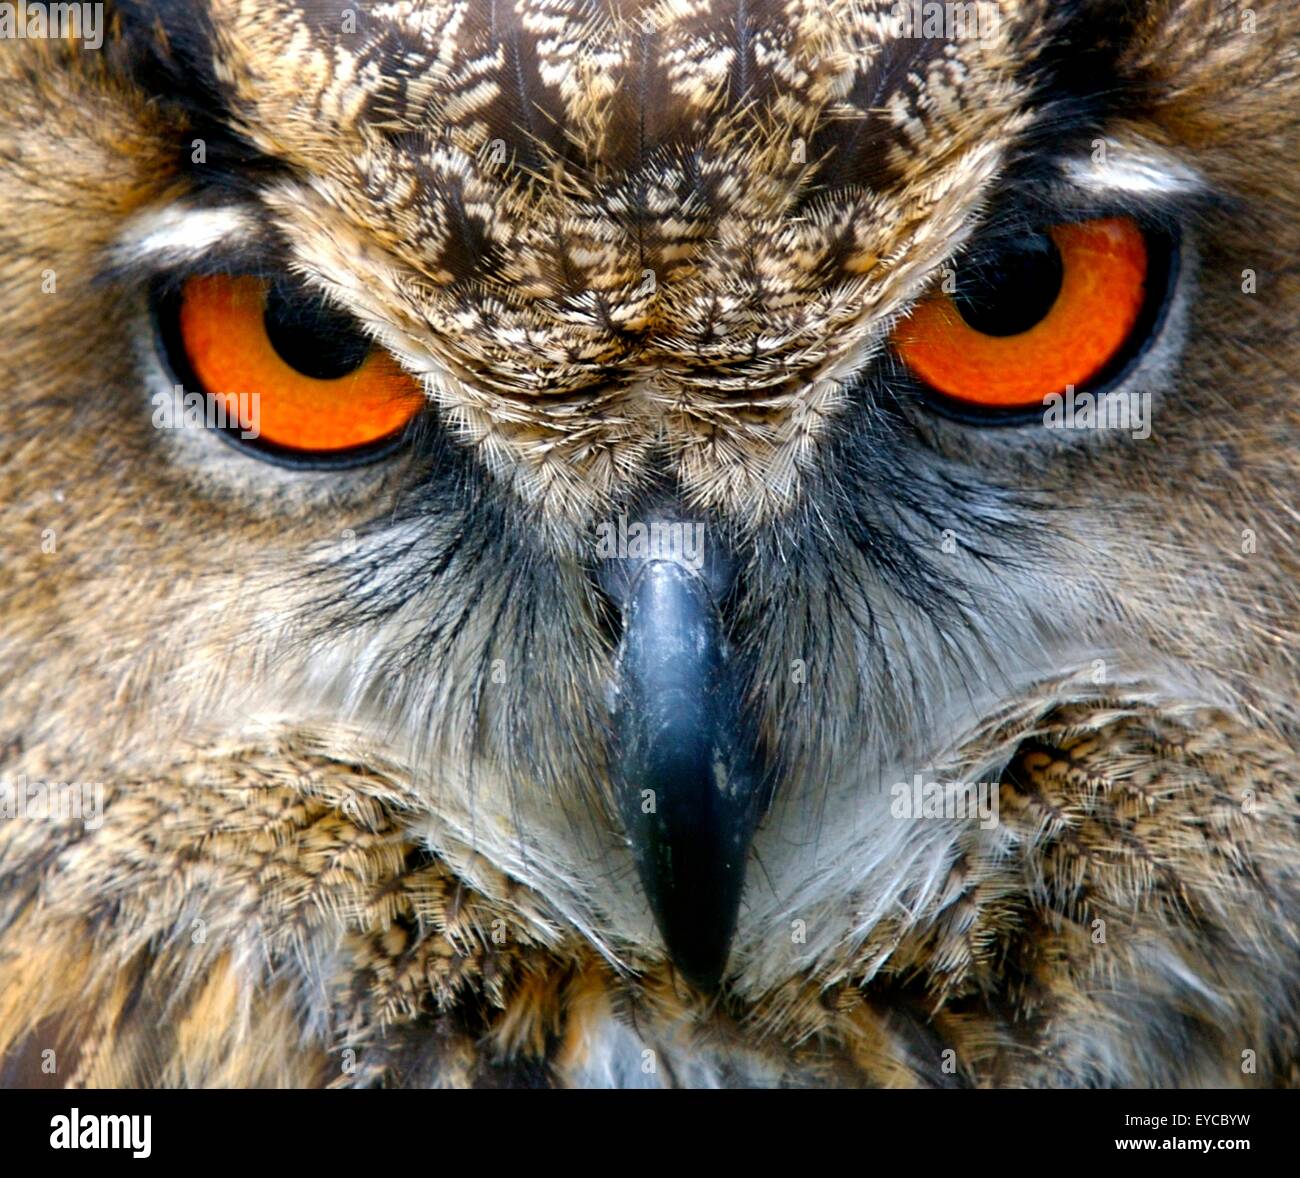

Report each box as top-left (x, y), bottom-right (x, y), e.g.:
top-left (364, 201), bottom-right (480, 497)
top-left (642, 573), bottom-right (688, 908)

top-left (1, 0), bottom-right (1297, 1068)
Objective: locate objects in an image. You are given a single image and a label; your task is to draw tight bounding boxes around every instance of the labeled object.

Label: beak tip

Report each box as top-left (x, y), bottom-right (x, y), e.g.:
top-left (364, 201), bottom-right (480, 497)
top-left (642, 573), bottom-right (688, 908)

top-left (674, 954), bottom-right (729, 996)
top-left (639, 860), bottom-right (743, 994)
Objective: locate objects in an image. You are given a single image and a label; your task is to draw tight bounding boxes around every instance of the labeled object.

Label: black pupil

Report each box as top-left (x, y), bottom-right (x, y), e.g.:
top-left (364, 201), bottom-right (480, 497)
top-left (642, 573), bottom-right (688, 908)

top-left (263, 282), bottom-right (372, 380)
top-left (952, 232), bottom-right (1064, 337)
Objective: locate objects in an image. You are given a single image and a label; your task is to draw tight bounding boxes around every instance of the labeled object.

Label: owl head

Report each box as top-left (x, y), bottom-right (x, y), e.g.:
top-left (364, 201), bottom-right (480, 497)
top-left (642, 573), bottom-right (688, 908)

top-left (1, 0), bottom-right (1296, 1038)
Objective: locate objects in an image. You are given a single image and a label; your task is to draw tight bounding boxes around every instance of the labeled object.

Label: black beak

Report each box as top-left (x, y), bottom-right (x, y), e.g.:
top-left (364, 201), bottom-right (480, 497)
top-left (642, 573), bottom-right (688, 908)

top-left (601, 521), bottom-right (768, 992)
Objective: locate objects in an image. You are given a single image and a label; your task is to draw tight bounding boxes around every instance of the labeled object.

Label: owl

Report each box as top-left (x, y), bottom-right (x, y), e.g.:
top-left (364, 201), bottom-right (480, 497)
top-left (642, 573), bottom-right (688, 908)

top-left (0, 0), bottom-right (1297, 1090)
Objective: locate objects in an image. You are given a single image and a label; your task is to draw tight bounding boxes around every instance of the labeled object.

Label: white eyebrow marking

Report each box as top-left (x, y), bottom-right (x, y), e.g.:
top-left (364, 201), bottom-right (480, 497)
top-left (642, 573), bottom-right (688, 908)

top-left (1062, 141), bottom-right (1205, 199)
top-left (107, 204), bottom-right (256, 272)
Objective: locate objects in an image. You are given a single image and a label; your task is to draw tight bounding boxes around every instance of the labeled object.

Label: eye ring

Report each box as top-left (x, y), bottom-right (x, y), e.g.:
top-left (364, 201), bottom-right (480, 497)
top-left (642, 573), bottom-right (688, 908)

top-left (893, 218), bottom-right (1180, 427)
top-left (151, 274), bottom-right (426, 470)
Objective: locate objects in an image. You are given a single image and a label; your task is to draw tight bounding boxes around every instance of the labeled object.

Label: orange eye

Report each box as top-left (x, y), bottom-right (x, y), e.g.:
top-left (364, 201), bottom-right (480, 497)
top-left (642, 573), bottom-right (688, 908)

top-left (170, 274), bottom-right (425, 460)
top-left (892, 217), bottom-right (1151, 412)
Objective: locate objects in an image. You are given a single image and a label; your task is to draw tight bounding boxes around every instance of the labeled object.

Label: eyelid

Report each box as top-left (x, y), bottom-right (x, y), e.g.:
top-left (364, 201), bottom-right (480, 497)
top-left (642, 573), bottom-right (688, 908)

top-left (966, 152), bottom-right (1211, 260)
top-left (100, 202), bottom-right (275, 287)
top-left (1059, 144), bottom-right (1205, 203)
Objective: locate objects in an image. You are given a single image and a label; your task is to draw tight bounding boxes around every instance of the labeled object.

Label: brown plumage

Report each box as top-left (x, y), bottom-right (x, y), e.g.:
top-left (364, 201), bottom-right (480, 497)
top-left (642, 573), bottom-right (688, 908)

top-left (0, 0), bottom-right (1297, 1088)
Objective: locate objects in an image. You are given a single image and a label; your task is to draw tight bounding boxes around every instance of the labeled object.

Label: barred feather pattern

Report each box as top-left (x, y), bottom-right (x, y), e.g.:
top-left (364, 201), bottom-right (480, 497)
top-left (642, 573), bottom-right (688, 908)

top-left (2, 699), bottom-right (1297, 1087)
